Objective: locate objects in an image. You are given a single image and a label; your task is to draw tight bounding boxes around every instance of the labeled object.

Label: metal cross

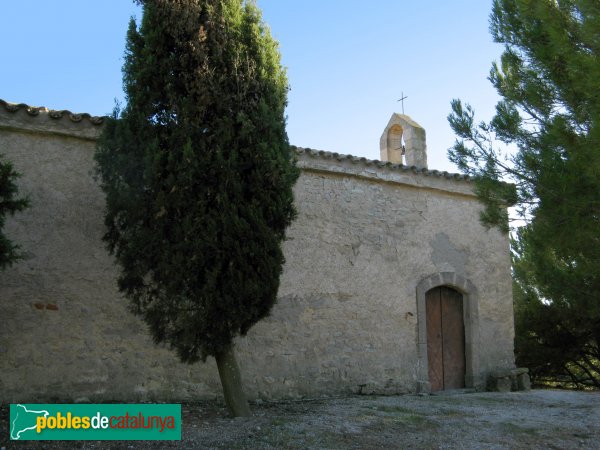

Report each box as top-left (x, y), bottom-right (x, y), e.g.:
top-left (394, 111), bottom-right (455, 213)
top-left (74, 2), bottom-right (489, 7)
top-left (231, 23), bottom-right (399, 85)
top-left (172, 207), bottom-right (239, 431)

top-left (397, 92), bottom-right (408, 114)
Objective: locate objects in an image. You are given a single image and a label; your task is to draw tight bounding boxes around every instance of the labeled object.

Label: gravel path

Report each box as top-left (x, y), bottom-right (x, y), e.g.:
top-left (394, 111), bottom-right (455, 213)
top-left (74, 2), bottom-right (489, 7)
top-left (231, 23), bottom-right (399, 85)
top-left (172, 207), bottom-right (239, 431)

top-left (2, 389), bottom-right (599, 449)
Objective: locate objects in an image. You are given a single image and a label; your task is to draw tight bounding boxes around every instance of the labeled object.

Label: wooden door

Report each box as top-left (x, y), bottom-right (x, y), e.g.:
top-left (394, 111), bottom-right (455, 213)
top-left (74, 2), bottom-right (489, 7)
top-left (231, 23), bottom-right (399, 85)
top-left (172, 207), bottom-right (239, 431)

top-left (426, 286), bottom-right (465, 391)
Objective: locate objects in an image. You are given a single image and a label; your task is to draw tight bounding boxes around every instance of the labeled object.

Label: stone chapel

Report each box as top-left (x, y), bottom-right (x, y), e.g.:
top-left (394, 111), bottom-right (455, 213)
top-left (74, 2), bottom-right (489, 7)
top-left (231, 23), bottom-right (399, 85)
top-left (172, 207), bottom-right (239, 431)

top-left (0, 99), bottom-right (515, 401)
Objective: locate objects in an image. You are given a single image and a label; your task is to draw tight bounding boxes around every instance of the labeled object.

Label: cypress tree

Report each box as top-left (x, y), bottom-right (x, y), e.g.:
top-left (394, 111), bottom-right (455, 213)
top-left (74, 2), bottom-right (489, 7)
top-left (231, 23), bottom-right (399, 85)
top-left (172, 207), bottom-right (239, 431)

top-left (95, 0), bottom-right (298, 415)
top-left (0, 154), bottom-right (29, 270)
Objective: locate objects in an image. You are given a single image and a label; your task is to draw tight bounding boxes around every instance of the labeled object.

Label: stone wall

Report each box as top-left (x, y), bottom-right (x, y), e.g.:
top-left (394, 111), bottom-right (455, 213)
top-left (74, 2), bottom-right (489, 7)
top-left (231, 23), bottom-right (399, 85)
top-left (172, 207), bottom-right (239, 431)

top-left (0, 101), bottom-right (515, 402)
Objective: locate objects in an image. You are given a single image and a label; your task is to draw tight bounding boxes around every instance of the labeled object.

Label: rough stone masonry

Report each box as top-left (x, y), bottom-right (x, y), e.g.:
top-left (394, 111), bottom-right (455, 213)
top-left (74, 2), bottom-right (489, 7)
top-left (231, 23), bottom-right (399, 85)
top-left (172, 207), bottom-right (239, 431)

top-left (0, 100), bottom-right (515, 402)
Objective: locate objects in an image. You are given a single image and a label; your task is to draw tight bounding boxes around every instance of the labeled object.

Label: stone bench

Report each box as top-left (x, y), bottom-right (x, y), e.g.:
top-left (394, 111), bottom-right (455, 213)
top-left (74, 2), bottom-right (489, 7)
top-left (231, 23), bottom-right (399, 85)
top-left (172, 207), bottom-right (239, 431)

top-left (487, 368), bottom-right (530, 392)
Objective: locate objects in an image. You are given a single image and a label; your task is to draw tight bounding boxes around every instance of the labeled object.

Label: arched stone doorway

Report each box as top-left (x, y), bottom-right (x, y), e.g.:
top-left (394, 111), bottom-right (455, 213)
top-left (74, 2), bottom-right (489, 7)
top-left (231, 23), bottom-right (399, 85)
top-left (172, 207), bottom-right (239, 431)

top-left (415, 272), bottom-right (481, 392)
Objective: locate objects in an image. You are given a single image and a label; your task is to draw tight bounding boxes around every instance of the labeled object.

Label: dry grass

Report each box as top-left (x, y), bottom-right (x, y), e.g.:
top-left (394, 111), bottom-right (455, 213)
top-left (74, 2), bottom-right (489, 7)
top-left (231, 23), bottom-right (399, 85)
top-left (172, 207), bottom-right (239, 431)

top-left (2, 389), bottom-right (599, 449)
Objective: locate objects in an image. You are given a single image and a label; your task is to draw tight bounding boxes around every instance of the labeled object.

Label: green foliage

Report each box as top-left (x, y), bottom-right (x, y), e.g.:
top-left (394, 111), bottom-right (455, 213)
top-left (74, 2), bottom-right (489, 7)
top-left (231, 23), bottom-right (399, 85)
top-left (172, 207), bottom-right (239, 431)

top-left (448, 0), bottom-right (600, 387)
top-left (0, 154), bottom-right (29, 270)
top-left (513, 228), bottom-right (600, 388)
top-left (95, 0), bottom-right (298, 364)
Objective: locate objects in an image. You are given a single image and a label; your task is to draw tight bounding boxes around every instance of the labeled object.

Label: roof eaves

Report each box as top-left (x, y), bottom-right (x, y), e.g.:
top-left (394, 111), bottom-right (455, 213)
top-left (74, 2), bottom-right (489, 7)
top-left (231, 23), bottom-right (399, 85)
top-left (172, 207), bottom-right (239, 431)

top-left (292, 146), bottom-right (470, 182)
top-left (0, 99), bottom-right (104, 125)
top-left (0, 99), bottom-right (470, 183)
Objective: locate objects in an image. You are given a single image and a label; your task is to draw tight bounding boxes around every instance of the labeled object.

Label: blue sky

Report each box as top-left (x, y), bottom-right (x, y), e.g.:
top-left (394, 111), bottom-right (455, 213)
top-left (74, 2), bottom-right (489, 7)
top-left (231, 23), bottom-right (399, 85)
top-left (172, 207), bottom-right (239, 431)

top-left (1, 0), bottom-right (503, 172)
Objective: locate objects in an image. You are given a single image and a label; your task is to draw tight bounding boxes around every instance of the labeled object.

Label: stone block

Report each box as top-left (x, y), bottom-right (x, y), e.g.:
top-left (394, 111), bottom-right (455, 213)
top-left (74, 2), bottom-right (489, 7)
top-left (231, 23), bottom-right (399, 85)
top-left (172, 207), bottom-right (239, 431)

top-left (517, 373), bottom-right (531, 391)
top-left (488, 367), bottom-right (530, 392)
top-left (494, 377), bottom-right (513, 392)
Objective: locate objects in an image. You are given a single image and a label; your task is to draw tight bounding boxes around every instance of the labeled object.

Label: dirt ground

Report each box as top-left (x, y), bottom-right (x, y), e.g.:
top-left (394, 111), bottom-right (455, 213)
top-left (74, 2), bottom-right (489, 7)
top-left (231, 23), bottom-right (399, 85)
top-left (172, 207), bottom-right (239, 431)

top-left (1, 389), bottom-right (599, 449)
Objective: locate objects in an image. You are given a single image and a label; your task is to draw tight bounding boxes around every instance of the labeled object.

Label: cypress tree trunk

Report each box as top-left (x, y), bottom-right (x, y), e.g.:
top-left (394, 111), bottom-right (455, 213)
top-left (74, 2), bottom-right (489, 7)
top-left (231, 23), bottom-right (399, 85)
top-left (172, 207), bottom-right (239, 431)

top-left (215, 343), bottom-right (251, 417)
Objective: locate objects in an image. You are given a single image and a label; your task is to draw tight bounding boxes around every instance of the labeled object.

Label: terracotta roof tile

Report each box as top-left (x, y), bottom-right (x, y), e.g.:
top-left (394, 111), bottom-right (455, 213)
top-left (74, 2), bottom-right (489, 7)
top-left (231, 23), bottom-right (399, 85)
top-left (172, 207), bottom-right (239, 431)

top-left (291, 146), bottom-right (470, 182)
top-left (0, 99), bottom-right (104, 125)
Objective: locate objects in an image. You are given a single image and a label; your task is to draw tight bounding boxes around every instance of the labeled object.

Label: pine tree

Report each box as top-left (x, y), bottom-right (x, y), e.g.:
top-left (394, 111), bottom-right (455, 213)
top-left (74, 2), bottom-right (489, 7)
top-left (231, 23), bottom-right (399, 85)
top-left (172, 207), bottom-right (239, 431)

top-left (448, 0), bottom-right (600, 387)
top-left (0, 154), bottom-right (29, 270)
top-left (95, 0), bottom-right (298, 415)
